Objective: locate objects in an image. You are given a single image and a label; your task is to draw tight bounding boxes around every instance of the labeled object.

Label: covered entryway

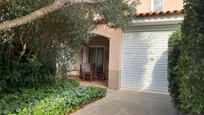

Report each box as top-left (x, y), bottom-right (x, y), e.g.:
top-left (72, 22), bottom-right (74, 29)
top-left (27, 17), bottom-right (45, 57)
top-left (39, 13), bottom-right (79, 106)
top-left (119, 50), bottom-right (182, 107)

top-left (79, 35), bottom-right (109, 87)
top-left (75, 24), bottom-right (123, 89)
top-left (121, 24), bottom-right (180, 92)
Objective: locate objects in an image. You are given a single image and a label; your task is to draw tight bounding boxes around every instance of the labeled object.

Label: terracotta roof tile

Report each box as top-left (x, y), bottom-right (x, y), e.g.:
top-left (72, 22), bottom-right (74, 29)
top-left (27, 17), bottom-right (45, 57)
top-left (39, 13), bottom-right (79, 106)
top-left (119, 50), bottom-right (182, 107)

top-left (135, 9), bottom-right (183, 17)
top-left (94, 9), bottom-right (183, 23)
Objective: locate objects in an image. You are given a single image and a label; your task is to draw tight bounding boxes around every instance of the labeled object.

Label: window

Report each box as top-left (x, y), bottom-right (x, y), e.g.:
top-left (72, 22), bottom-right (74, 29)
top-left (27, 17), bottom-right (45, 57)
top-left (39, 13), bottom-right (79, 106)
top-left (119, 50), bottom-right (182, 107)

top-left (151, 0), bottom-right (164, 12)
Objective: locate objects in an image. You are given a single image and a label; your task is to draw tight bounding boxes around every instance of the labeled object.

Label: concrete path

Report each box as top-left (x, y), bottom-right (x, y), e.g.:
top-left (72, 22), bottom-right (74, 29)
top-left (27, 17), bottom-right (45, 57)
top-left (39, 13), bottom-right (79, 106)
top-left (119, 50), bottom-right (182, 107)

top-left (74, 89), bottom-right (177, 115)
top-left (106, 89), bottom-right (115, 95)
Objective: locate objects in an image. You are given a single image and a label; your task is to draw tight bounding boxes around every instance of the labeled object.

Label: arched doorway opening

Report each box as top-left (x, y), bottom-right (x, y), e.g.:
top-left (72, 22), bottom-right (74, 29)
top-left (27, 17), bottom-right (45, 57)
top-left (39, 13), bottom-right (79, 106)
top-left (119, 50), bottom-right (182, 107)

top-left (75, 24), bottom-right (122, 89)
top-left (78, 34), bottom-right (110, 88)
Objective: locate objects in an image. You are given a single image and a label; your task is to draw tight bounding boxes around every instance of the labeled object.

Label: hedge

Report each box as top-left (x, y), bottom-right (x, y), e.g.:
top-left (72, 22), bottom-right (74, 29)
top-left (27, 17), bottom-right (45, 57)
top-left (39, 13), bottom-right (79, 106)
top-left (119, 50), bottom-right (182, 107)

top-left (0, 79), bottom-right (107, 115)
top-left (178, 0), bottom-right (204, 114)
top-left (167, 29), bottom-right (182, 109)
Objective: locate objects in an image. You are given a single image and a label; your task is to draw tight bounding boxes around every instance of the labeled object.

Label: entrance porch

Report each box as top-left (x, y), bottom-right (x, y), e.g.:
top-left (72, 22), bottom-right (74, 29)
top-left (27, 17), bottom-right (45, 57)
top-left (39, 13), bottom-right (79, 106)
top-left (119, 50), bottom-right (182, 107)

top-left (74, 25), bottom-right (122, 90)
top-left (77, 34), bottom-right (109, 88)
top-left (79, 79), bottom-right (108, 88)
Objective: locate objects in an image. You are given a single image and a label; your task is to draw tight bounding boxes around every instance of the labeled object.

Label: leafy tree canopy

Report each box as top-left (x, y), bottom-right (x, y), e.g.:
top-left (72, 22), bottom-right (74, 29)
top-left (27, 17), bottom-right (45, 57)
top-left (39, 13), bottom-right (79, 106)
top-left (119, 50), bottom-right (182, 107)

top-left (0, 0), bottom-right (140, 90)
top-left (0, 0), bottom-right (140, 31)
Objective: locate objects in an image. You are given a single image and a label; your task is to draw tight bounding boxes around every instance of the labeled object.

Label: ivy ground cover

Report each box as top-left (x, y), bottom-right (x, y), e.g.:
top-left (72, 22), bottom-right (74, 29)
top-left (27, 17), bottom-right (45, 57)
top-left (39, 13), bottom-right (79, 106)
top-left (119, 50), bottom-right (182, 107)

top-left (0, 79), bottom-right (107, 115)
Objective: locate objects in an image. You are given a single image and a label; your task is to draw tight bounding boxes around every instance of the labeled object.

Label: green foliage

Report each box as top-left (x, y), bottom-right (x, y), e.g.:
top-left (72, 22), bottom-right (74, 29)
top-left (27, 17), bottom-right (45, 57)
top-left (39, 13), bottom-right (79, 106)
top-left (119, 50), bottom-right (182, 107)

top-left (0, 1), bottom-right (133, 114)
top-left (0, 0), bottom-right (140, 90)
top-left (0, 60), bottom-right (57, 91)
top-left (96, 0), bottom-right (140, 30)
top-left (167, 29), bottom-right (182, 108)
top-left (0, 0), bottom-right (95, 90)
top-left (178, 0), bottom-right (204, 114)
top-left (0, 79), bottom-right (107, 115)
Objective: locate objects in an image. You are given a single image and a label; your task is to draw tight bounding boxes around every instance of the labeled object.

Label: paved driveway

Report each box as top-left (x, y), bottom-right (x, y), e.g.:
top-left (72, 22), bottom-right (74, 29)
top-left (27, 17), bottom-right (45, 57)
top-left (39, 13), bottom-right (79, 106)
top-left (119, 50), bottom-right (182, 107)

top-left (74, 89), bottom-right (177, 115)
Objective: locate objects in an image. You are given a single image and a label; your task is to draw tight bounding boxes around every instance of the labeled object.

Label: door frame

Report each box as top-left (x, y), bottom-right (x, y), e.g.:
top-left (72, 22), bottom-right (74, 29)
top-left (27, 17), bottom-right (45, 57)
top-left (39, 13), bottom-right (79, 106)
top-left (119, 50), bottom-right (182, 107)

top-left (88, 46), bottom-right (105, 75)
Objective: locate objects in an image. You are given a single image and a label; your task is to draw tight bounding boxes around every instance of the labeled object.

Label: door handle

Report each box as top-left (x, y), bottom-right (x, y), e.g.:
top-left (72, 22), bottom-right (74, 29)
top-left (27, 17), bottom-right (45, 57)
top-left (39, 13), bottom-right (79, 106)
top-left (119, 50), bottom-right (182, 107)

top-left (150, 57), bottom-right (154, 61)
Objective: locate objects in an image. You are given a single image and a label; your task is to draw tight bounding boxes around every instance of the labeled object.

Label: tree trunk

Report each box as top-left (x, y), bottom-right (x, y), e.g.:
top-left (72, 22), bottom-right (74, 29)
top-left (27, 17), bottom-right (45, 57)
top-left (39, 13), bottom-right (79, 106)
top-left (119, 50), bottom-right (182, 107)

top-left (0, 0), bottom-right (100, 31)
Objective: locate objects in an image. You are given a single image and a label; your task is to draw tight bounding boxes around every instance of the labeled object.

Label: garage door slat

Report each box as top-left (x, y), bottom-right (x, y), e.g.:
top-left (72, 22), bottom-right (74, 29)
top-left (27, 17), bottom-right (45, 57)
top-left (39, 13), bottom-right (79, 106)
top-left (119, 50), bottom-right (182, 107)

top-left (121, 29), bottom-right (175, 92)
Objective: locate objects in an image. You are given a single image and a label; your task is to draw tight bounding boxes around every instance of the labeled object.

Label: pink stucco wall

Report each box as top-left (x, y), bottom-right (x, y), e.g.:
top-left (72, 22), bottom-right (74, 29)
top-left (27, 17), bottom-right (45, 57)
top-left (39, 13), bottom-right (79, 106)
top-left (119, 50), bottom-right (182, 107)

top-left (137, 0), bottom-right (183, 13)
top-left (164, 0), bottom-right (183, 11)
top-left (92, 25), bottom-right (122, 89)
top-left (92, 25), bottom-right (122, 71)
top-left (137, 0), bottom-right (151, 13)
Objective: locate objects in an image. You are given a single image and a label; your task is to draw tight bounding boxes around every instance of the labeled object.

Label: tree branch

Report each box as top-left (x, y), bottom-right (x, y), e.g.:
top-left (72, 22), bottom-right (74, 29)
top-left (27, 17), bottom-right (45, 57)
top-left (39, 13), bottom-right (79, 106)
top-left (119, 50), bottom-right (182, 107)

top-left (18, 43), bottom-right (27, 61)
top-left (0, 0), bottom-right (100, 31)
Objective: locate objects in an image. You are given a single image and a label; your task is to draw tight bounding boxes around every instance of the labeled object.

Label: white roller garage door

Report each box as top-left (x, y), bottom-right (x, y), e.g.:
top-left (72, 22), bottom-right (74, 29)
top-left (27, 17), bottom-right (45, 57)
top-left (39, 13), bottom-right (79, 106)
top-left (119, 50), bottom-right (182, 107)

top-left (121, 24), bottom-right (180, 92)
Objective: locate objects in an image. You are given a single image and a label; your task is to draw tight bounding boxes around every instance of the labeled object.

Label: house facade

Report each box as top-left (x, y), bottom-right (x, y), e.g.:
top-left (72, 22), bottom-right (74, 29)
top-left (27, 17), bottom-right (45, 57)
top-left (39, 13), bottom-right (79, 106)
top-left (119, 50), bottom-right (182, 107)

top-left (75, 0), bottom-right (184, 92)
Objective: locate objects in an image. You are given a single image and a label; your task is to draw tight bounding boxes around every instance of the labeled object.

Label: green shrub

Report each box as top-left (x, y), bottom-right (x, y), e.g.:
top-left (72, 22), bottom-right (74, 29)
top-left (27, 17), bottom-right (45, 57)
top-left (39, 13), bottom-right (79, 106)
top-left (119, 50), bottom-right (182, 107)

top-left (0, 79), bottom-right (107, 115)
top-left (178, 0), bottom-right (204, 114)
top-left (167, 29), bottom-right (182, 109)
top-left (0, 60), bottom-right (57, 91)
top-left (19, 86), bottom-right (106, 115)
top-left (0, 0), bottom-right (94, 92)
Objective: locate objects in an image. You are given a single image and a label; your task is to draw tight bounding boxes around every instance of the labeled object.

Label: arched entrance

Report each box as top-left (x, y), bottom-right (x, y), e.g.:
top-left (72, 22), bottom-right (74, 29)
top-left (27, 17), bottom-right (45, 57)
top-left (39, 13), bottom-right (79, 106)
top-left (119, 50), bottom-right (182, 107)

top-left (80, 35), bottom-right (109, 88)
top-left (76, 24), bottom-right (122, 89)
